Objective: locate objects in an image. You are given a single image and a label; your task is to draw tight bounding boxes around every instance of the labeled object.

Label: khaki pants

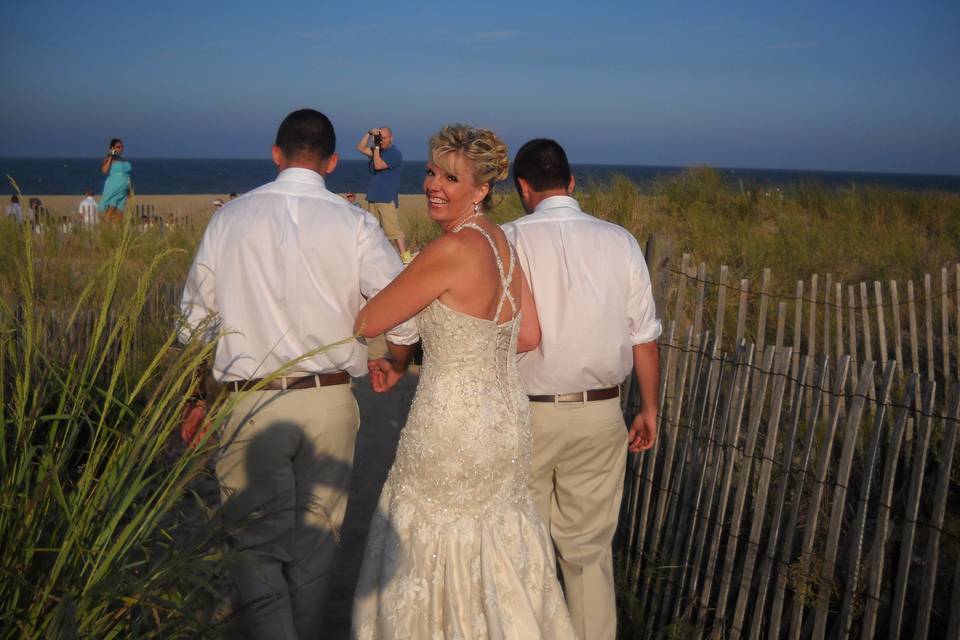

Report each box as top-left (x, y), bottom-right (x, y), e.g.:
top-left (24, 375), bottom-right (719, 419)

top-left (365, 200), bottom-right (403, 241)
top-left (530, 397), bottom-right (628, 640)
top-left (216, 384), bottom-right (359, 639)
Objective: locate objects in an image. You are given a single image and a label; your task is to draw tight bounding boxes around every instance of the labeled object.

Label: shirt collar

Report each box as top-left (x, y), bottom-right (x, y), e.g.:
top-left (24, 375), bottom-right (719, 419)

top-left (276, 167), bottom-right (327, 188)
top-left (531, 195), bottom-right (582, 216)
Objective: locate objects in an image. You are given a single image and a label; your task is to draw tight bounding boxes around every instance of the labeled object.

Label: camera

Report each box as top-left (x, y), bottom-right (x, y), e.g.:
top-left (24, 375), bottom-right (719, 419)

top-left (373, 133), bottom-right (383, 147)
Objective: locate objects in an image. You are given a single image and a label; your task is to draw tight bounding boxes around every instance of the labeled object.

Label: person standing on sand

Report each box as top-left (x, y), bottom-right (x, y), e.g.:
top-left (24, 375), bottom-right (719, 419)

top-left (78, 189), bottom-right (98, 225)
top-left (356, 126), bottom-right (410, 262)
top-left (98, 138), bottom-right (131, 223)
top-left (6, 195), bottom-right (23, 224)
top-left (179, 108), bottom-right (418, 640)
top-left (502, 138), bottom-right (661, 640)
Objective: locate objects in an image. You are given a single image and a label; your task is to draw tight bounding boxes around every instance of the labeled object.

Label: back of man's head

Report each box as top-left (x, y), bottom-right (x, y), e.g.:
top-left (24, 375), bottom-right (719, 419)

top-left (275, 109), bottom-right (336, 162)
top-left (512, 138), bottom-right (571, 192)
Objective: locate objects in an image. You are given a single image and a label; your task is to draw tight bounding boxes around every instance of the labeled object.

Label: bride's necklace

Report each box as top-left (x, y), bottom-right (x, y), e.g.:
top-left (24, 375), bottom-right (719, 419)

top-left (450, 209), bottom-right (483, 233)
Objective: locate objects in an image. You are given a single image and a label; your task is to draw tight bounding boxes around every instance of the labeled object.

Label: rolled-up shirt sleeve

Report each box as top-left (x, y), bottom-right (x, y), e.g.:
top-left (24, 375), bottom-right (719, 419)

top-left (626, 236), bottom-right (662, 345)
top-left (179, 223), bottom-right (220, 344)
top-left (356, 211), bottom-right (419, 345)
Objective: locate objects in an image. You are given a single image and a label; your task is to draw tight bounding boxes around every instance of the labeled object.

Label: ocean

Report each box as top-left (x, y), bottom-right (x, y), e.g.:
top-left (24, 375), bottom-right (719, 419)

top-left (1, 158), bottom-right (958, 196)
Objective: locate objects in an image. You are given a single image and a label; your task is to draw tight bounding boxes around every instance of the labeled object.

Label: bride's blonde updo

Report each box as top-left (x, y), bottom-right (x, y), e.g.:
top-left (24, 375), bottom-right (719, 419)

top-left (428, 124), bottom-right (509, 211)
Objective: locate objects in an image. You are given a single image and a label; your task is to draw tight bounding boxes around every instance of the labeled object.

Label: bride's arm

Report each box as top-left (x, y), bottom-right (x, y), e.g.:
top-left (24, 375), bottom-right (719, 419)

top-left (355, 234), bottom-right (461, 339)
top-left (516, 269), bottom-right (541, 352)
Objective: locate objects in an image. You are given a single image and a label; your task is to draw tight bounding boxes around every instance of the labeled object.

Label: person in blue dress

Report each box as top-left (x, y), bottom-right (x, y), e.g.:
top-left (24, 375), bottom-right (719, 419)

top-left (98, 138), bottom-right (131, 222)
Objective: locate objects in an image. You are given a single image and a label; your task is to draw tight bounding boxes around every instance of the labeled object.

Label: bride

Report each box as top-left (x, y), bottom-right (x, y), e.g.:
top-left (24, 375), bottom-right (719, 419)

top-left (351, 125), bottom-right (575, 639)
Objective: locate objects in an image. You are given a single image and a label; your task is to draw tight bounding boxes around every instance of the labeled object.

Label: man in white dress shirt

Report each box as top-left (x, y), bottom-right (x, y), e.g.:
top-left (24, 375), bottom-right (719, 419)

top-left (180, 109), bottom-right (418, 639)
top-left (78, 189), bottom-right (98, 225)
top-left (502, 138), bottom-right (661, 640)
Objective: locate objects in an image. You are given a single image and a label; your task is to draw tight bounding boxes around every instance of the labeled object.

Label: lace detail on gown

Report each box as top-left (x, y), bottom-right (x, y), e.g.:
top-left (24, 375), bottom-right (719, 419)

top-left (352, 225), bottom-right (575, 639)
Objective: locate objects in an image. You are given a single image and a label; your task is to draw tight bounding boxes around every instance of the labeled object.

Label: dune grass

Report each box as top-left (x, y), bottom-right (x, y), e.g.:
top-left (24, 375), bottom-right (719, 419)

top-left (402, 168), bottom-right (959, 289)
top-left (0, 209), bottom-right (232, 637)
top-left (579, 168), bottom-right (960, 286)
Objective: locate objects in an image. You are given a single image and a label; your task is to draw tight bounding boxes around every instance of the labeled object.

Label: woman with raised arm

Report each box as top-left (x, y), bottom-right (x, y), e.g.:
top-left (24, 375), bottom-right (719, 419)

top-left (351, 125), bottom-right (574, 639)
top-left (98, 138), bottom-right (132, 222)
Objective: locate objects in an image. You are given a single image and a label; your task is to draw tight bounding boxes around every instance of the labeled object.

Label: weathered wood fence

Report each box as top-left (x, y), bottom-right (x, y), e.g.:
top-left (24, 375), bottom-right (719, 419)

top-left (27, 282), bottom-right (182, 359)
top-left (618, 240), bottom-right (960, 638)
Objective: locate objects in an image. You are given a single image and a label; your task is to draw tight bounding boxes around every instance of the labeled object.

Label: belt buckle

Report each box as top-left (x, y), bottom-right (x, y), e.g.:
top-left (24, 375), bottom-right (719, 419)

top-left (555, 391), bottom-right (588, 406)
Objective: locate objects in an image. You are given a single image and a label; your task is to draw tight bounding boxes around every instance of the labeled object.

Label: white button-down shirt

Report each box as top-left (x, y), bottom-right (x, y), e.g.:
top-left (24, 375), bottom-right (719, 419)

top-left (502, 196), bottom-right (661, 395)
top-left (78, 196), bottom-right (98, 225)
top-left (180, 167), bottom-right (418, 381)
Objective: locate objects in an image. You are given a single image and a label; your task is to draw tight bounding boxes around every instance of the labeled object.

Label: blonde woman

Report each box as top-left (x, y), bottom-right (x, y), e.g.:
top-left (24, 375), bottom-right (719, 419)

top-left (351, 125), bottom-right (575, 639)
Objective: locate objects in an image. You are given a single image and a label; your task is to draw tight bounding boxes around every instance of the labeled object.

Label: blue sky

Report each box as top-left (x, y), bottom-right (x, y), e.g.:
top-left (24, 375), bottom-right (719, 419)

top-left (1, 1), bottom-right (958, 173)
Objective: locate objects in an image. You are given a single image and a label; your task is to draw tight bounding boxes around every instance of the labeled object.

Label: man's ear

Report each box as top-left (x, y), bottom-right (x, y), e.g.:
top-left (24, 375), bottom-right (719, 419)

top-left (324, 153), bottom-right (339, 175)
top-left (568, 175), bottom-right (575, 195)
top-left (271, 145), bottom-right (284, 168)
top-left (516, 177), bottom-right (531, 201)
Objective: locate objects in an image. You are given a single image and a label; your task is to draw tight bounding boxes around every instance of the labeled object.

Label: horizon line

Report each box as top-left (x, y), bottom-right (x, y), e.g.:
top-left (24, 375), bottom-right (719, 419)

top-left (1, 157), bottom-right (958, 179)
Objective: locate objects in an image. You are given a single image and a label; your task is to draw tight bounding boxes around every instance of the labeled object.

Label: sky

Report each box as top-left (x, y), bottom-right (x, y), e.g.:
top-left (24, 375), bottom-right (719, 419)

top-left (1, 1), bottom-right (958, 174)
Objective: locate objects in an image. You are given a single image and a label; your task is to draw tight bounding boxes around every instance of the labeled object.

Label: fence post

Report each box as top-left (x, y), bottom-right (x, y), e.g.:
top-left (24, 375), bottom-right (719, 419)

top-left (729, 347), bottom-right (791, 639)
top-left (644, 232), bottom-right (673, 322)
top-left (735, 279), bottom-right (749, 348)
top-left (860, 374), bottom-right (916, 638)
top-left (890, 280), bottom-right (904, 376)
top-left (811, 359), bottom-right (880, 640)
top-left (786, 356), bottom-right (856, 640)
top-left (834, 361), bottom-right (897, 638)
top-left (941, 267), bottom-right (951, 381)
top-left (888, 381), bottom-right (937, 639)
top-left (695, 343), bottom-right (755, 634)
top-left (914, 385), bottom-right (960, 639)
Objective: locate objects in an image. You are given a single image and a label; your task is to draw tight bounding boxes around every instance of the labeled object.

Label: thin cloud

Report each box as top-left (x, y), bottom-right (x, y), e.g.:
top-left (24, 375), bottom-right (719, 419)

top-left (766, 40), bottom-right (821, 51)
top-left (297, 24), bottom-right (383, 40)
top-left (469, 30), bottom-right (524, 42)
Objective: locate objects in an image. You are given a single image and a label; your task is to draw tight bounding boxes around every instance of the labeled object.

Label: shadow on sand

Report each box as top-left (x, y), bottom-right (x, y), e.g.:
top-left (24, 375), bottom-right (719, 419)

top-left (211, 373), bottom-right (416, 639)
top-left (322, 372), bottom-right (419, 638)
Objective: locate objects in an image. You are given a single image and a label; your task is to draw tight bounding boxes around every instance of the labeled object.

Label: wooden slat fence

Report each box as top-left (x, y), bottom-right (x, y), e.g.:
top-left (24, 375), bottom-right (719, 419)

top-left (618, 239), bottom-right (960, 638)
top-left (12, 281), bottom-right (182, 362)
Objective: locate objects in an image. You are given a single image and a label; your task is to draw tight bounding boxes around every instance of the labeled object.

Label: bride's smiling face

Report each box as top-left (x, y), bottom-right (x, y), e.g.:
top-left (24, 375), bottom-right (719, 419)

top-left (424, 152), bottom-right (489, 231)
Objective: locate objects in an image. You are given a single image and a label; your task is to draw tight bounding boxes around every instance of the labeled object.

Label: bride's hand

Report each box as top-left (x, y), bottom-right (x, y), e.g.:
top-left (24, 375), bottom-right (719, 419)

top-left (368, 358), bottom-right (404, 393)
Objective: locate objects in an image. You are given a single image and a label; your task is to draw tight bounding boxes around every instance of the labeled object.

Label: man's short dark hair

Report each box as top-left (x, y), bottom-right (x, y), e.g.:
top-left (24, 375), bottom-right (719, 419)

top-left (512, 138), bottom-right (572, 192)
top-left (275, 109), bottom-right (336, 160)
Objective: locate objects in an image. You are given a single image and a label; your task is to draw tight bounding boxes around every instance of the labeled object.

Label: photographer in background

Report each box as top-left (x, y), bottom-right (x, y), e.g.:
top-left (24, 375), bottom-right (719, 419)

top-left (98, 138), bottom-right (132, 223)
top-left (356, 126), bottom-right (409, 261)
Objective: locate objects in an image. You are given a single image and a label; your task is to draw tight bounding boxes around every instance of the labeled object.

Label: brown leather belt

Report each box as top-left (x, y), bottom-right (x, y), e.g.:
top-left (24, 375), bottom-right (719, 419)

top-left (227, 371), bottom-right (350, 393)
top-left (528, 386), bottom-right (620, 403)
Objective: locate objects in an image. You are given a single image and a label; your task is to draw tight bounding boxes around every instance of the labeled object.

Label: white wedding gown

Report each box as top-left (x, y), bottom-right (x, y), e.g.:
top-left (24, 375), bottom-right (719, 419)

top-left (352, 224), bottom-right (575, 639)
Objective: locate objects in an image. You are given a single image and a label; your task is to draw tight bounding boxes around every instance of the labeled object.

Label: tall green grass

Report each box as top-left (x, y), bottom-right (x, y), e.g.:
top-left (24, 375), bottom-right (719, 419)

top-left (580, 168), bottom-right (960, 285)
top-left (403, 168), bottom-right (960, 286)
top-left (0, 210), bottom-right (230, 637)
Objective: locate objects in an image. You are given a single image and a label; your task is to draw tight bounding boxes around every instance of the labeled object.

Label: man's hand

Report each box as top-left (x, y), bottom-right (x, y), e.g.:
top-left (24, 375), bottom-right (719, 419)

top-left (367, 358), bottom-right (405, 393)
top-left (627, 409), bottom-right (657, 452)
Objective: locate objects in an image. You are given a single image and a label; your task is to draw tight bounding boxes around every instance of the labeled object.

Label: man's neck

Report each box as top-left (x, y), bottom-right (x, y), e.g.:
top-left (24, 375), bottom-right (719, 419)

top-left (526, 189), bottom-right (571, 213)
top-left (279, 162), bottom-right (326, 177)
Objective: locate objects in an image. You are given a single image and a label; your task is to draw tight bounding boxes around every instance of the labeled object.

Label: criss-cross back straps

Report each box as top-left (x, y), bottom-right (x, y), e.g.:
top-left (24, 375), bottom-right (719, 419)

top-left (457, 222), bottom-right (518, 322)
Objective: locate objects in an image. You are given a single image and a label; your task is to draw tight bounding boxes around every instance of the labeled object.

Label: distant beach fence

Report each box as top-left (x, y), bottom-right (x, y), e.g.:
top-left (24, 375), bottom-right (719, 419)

top-left (20, 281), bottom-right (182, 359)
top-left (618, 235), bottom-right (960, 638)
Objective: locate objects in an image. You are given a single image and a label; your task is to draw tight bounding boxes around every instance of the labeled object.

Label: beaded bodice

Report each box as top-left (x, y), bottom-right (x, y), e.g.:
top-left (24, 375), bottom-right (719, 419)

top-left (386, 223), bottom-right (531, 524)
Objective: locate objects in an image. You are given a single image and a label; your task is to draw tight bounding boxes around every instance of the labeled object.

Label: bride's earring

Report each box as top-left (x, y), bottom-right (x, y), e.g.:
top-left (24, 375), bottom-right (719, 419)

top-left (473, 202), bottom-right (480, 215)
